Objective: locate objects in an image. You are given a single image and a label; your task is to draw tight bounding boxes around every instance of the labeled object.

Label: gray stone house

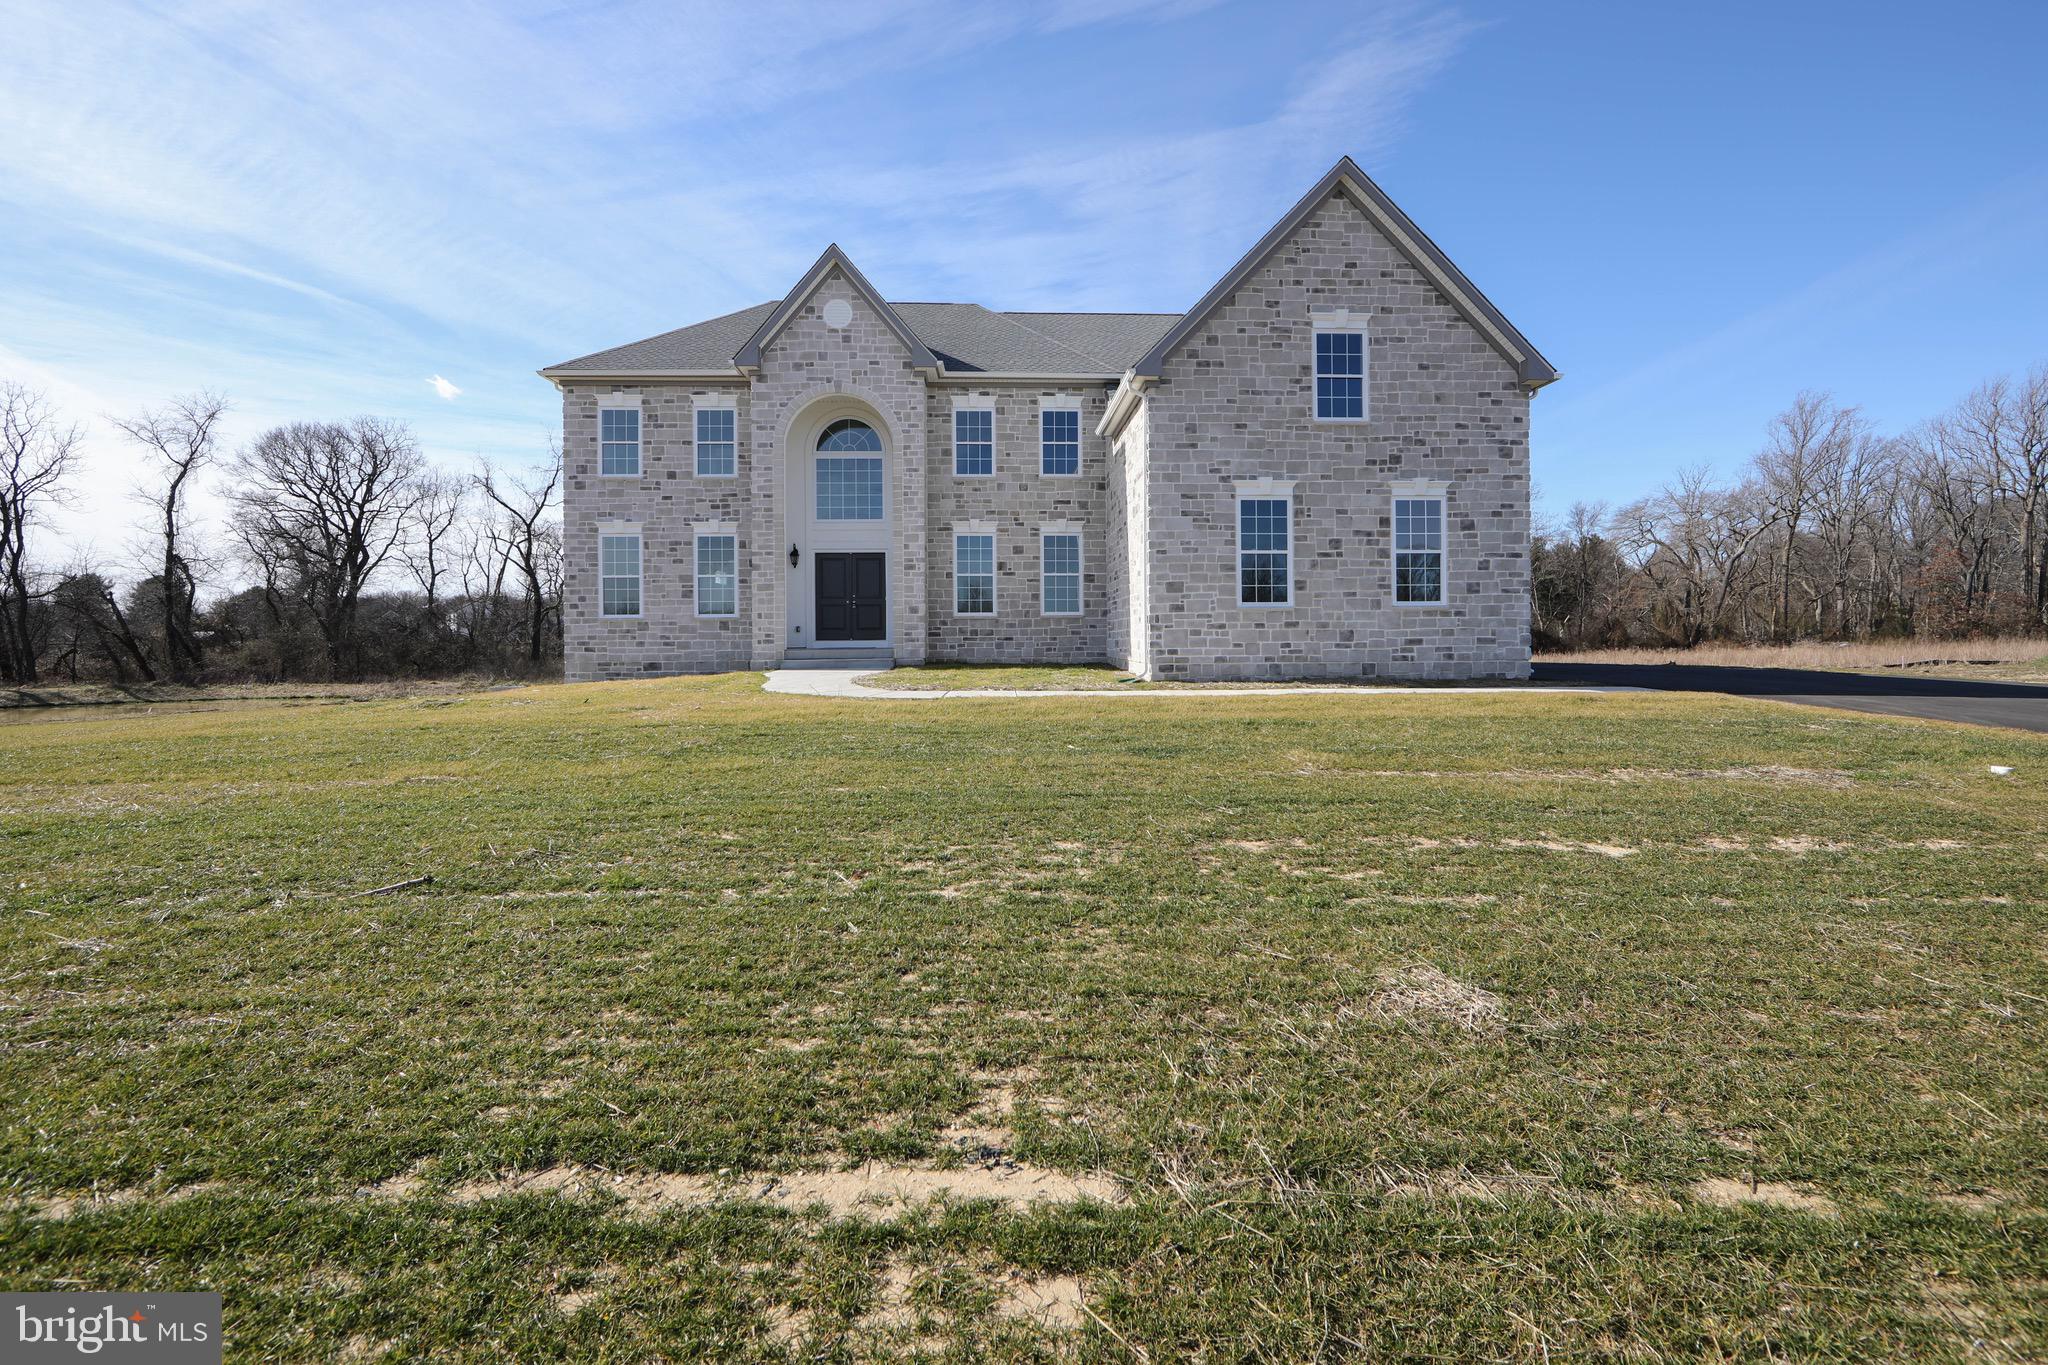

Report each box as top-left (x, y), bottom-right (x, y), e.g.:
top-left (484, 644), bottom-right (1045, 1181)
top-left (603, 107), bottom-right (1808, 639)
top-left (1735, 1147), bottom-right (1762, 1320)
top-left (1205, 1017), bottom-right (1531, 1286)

top-left (541, 157), bottom-right (1556, 682)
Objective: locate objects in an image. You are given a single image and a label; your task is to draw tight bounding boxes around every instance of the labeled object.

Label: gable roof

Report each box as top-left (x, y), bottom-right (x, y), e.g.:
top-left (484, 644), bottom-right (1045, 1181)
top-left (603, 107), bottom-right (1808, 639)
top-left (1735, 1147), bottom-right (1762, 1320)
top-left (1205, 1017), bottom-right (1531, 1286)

top-left (1133, 157), bottom-right (1555, 389)
top-left (538, 158), bottom-right (1551, 388)
top-left (732, 244), bottom-right (938, 372)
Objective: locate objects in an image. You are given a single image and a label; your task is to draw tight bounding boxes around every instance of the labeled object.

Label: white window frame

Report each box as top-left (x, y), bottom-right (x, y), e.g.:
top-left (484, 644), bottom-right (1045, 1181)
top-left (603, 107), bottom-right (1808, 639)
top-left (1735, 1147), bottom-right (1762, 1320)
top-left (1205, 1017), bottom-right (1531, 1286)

top-left (1234, 479), bottom-right (1295, 609)
top-left (597, 523), bottom-right (643, 619)
top-left (1391, 480), bottom-right (1448, 607)
top-left (598, 396), bottom-right (643, 477)
top-left (693, 402), bottom-right (737, 479)
top-left (1311, 311), bottom-right (1369, 424)
top-left (693, 524), bottom-right (739, 618)
top-left (952, 402), bottom-right (995, 478)
top-left (1038, 396), bottom-right (1082, 478)
top-left (953, 523), bottom-right (996, 617)
top-left (1040, 524), bottom-right (1083, 616)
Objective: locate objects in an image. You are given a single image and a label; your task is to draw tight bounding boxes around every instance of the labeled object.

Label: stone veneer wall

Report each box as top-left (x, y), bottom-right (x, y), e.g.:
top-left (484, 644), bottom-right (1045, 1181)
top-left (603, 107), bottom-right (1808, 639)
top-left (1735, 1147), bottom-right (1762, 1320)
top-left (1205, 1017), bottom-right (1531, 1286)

top-left (1138, 190), bottom-right (1532, 681)
top-left (560, 381), bottom-right (752, 680)
top-left (922, 384), bottom-right (1113, 664)
top-left (743, 267), bottom-right (931, 668)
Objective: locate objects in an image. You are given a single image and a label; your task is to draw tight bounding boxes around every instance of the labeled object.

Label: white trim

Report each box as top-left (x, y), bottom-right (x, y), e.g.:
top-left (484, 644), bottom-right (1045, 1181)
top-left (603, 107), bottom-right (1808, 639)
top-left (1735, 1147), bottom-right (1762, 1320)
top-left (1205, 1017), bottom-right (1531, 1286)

top-left (598, 529), bottom-right (644, 620)
top-left (950, 392), bottom-right (999, 409)
top-left (692, 399), bottom-right (739, 479)
top-left (1312, 318), bottom-right (1370, 425)
top-left (597, 401), bottom-right (643, 478)
top-left (693, 529), bottom-right (740, 619)
top-left (1233, 486), bottom-right (1294, 609)
top-left (952, 530), bottom-right (997, 617)
top-left (1040, 528), bottom-right (1083, 617)
top-left (952, 405), bottom-right (995, 478)
top-left (1391, 491), bottom-right (1448, 608)
top-left (1038, 397), bottom-right (1083, 478)
top-left (935, 371), bottom-right (1121, 384)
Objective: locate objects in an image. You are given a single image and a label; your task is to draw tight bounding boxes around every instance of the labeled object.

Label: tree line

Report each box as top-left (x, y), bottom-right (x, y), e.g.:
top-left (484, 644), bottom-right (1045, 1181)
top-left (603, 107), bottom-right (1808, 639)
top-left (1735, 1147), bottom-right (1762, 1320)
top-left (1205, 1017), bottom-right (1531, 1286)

top-left (1, 382), bottom-right (561, 686)
top-left (1534, 365), bottom-right (2048, 648)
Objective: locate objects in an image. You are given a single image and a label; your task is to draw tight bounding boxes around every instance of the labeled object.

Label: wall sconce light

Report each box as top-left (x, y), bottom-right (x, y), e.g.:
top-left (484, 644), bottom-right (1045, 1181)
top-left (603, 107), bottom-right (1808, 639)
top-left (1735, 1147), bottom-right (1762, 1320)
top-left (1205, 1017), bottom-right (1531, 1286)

top-left (788, 543), bottom-right (801, 568)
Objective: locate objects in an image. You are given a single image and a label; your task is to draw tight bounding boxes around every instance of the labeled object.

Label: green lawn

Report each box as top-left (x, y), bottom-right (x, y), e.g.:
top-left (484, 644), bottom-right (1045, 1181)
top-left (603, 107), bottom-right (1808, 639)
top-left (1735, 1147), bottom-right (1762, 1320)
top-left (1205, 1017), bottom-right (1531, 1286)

top-left (857, 664), bottom-right (1550, 691)
top-left (3, 676), bottom-right (2044, 1361)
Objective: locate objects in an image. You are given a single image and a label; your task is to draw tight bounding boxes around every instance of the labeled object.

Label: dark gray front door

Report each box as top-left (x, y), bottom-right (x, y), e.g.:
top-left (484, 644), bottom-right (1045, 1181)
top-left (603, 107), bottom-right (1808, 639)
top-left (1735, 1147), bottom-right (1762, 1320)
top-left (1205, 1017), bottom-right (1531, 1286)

top-left (815, 553), bottom-right (886, 641)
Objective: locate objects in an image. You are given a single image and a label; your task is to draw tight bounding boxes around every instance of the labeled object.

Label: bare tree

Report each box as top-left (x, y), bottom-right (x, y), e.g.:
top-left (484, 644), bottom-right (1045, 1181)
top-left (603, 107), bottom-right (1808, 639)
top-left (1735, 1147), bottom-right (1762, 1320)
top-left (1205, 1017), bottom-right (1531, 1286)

top-left (400, 469), bottom-right (466, 623)
top-left (0, 383), bottom-right (83, 683)
top-left (111, 392), bottom-right (228, 681)
top-left (230, 417), bottom-right (423, 679)
top-left (1612, 469), bottom-right (1782, 645)
top-left (475, 446), bottom-right (562, 668)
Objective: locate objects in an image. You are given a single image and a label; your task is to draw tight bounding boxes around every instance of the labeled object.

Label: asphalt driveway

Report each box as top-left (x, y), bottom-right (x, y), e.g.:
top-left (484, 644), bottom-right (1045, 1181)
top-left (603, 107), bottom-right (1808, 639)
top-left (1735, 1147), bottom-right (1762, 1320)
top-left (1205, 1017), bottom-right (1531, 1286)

top-left (1533, 661), bottom-right (2048, 734)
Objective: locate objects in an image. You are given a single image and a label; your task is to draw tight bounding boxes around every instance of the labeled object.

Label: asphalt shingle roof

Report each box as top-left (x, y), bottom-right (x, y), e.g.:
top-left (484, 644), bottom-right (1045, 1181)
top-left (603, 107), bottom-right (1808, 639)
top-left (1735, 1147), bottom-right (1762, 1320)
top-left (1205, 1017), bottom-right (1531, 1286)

top-left (545, 301), bottom-right (1181, 377)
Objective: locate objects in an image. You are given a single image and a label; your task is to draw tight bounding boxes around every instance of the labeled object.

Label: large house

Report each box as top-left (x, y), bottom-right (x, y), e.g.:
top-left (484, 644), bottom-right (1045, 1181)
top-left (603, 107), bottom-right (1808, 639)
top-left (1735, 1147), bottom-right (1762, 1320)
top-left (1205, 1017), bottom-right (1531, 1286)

top-left (541, 157), bottom-right (1556, 682)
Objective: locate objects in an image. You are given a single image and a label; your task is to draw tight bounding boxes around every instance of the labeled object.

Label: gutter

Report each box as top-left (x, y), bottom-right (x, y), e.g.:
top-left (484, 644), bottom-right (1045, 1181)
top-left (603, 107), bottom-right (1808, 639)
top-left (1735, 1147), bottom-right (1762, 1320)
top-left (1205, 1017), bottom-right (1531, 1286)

top-left (1095, 370), bottom-right (1152, 438)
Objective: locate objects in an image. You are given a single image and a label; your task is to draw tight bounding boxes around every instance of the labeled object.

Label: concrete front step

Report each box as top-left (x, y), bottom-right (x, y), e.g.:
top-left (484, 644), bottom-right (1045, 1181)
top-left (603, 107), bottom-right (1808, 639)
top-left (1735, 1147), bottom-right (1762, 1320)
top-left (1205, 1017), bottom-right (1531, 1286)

top-left (779, 650), bottom-right (894, 670)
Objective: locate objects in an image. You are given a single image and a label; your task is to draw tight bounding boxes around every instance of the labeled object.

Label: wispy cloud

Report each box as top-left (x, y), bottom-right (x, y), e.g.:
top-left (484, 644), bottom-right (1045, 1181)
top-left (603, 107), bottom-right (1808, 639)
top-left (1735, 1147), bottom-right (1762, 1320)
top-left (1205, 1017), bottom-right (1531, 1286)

top-left (0, 0), bottom-right (1475, 568)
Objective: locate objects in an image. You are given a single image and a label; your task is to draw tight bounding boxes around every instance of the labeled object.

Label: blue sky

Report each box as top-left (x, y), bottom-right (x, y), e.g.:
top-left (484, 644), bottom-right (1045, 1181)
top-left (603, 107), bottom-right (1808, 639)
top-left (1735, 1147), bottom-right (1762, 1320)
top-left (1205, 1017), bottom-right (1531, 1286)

top-left (6, 0), bottom-right (2045, 567)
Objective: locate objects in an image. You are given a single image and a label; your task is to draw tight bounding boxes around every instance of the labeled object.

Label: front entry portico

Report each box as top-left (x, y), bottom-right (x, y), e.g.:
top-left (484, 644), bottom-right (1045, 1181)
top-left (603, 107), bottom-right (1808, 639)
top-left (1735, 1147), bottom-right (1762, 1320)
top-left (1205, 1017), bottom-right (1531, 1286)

top-left (784, 404), bottom-right (896, 654)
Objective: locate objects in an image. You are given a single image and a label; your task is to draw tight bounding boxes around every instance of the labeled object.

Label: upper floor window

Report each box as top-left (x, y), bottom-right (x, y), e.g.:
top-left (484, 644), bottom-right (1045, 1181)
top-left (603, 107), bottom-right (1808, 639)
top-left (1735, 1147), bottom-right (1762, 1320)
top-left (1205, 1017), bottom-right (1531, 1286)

top-left (599, 531), bottom-right (642, 617)
top-left (815, 418), bottom-right (883, 521)
top-left (695, 532), bottom-right (738, 617)
top-left (695, 407), bottom-right (736, 477)
top-left (1042, 531), bottom-right (1081, 615)
top-left (1314, 329), bottom-right (1366, 421)
top-left (954, 408), bottom-right (993, 476)
top-left (1041, 408), bottom-right (1080, 476)
top-left (1237, 490), bottom-right (1292, 606)
top-left (600, 406), bottom-right (641, 476)
top-left (1393, 495), bottom-right (1445, 604)
top-left (818, 418), bottom-right (881, 452)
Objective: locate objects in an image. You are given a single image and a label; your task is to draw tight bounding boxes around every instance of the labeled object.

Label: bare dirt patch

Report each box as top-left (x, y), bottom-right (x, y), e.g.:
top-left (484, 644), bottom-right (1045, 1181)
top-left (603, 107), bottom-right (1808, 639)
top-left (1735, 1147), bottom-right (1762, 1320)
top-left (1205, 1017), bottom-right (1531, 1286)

top-left (1501, 837), bottom-right (1637, 858)
top-left (368, 1155), bottom-right (1121, 1220)
top-left (993, 1271), bottom-right (1087, 1330)
top-left (1364, 964), bottom-right (1506, 1034)
top-left (1692, 1177), bottom-right (1837, 1215)
top-left (30, 1181), bottom-right (226, 1220)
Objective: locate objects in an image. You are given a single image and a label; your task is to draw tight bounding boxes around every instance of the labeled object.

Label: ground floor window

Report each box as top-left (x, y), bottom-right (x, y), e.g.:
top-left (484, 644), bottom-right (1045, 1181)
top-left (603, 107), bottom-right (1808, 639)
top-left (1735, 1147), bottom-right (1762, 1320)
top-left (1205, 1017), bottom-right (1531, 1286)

top-left (695, 533), bottom-right (737, 617)
top-left (955, 532), bottom-right (995, 615)
top-left (1237, 494), bottom-right (1291, 606)
top-left (1041, 532), bottom-right (1081, 614)
top-left (1394, 495), bottom-right (1445, 604)
top-left (599, 532), bottom-right (642, 617)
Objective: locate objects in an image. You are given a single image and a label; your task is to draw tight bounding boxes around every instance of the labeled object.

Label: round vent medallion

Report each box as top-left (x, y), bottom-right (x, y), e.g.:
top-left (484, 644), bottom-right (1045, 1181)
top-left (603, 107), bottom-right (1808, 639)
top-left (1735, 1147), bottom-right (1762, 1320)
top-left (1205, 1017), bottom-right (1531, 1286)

top-left (822, 298), bottom-right (853, 329)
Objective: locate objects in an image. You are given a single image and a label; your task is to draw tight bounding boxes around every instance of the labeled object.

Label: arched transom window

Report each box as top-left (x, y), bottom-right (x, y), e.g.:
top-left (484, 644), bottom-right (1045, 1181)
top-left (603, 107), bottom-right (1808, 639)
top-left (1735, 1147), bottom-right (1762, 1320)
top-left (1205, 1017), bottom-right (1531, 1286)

top-left (815, 419), bottom-right (884, 520)
top-left (817, 419), bottom-right (882, 452)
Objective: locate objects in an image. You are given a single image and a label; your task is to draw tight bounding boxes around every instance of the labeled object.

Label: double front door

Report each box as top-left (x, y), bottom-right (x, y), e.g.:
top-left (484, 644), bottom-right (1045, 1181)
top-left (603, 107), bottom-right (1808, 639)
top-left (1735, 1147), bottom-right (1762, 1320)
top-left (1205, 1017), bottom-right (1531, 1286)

top-left (814, 552), bottom-right (886, 641)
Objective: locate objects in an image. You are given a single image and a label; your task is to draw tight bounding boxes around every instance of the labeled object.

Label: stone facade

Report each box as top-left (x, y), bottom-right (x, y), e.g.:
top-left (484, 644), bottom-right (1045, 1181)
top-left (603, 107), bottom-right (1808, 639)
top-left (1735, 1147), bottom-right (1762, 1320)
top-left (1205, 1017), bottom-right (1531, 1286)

top-left (1137, 190), bottom-right (1532, 681)
top-left (556, 179), bottom-right (1541, 683)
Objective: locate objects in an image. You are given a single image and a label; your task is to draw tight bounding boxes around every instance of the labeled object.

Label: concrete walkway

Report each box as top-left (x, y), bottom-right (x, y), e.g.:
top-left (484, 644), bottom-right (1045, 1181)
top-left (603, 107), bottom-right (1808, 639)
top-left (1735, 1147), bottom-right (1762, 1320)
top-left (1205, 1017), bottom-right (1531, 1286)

top-left (763, 667), bottom-right (1628, 700)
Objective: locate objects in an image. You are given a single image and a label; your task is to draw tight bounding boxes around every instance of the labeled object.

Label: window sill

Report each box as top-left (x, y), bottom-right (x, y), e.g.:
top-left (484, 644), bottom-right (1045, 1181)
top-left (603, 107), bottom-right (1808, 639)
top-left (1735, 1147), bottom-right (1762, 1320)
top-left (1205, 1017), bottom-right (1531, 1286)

top-left (1039, 471), bottom-right (1083, 479)
top-left (1310, 416), bottom-right (1371, 426)
top-left (953, 470), bottom-right (995, 479)
top-left (694, 471), bottom-right (738, 480)
top-left (600, 613), bottom-right (645, 621)
top-left (1041, 610), bottom-right (1084, 618)
top-left (598, 471), bottom-right (643, 479)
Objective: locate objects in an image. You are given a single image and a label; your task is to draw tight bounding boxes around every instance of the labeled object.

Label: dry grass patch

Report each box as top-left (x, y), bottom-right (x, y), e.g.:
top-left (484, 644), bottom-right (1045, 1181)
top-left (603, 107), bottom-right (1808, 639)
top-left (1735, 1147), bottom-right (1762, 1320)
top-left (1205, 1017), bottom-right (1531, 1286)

top-left (1692, 1177), bottom-right (1838, 1216)
top-left (1364, 963), bottom-right (1506, 1034)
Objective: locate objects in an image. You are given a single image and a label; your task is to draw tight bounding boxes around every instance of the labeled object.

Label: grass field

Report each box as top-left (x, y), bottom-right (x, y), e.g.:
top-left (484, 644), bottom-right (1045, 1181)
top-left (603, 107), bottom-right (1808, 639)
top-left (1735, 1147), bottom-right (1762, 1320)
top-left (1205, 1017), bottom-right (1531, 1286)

top-left (3, 676), bottom-right (2045, 1361)
top-left (1539, 639), bottom-right (2048, 684)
